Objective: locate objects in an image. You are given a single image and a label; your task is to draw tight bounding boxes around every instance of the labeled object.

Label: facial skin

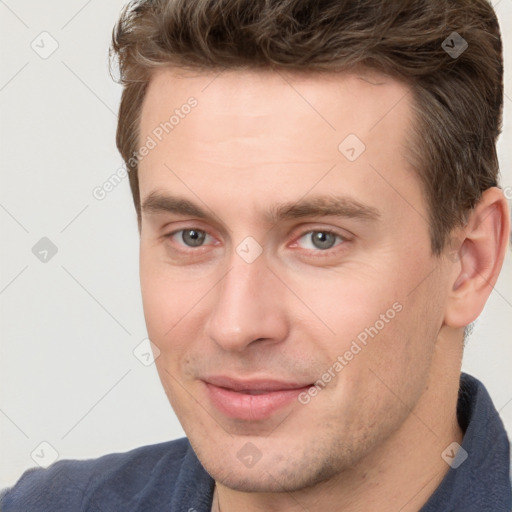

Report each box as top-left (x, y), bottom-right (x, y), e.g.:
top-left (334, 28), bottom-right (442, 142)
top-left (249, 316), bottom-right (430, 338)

top-left (137, 68), bottom-right (509, 511)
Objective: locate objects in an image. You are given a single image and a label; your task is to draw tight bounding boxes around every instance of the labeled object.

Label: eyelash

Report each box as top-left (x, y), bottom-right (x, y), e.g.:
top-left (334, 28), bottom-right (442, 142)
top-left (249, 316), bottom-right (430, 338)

top-left (165, 227), bottom-right (349, 255)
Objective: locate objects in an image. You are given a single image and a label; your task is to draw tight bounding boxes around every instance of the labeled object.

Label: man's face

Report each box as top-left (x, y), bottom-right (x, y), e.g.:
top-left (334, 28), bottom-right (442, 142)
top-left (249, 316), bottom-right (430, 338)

top-left (138, 68), bottom-right (450, 491)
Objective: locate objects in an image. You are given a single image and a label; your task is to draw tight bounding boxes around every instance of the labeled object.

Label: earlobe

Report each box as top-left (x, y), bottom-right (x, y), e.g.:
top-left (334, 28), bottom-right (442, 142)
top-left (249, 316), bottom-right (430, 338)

top-left (444, 187), bottom-right (510, 328)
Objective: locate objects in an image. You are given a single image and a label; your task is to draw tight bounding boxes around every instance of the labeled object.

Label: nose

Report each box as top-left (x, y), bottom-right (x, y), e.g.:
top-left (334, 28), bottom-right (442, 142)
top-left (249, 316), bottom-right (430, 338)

top-left (206, 255), bottom-right (289, 352)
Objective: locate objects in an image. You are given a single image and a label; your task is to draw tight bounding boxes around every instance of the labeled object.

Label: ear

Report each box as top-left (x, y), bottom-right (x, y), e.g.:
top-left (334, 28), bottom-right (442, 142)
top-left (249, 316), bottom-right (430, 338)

top-left (443, 187), bottom-right (510, 328)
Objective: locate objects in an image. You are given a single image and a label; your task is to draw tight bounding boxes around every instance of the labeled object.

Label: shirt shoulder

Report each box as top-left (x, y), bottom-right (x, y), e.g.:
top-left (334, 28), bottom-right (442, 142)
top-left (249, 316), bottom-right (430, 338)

top-left (420, 373), bottom-right (512, 511)
top-left (0, 438), bottom-right (202, 512)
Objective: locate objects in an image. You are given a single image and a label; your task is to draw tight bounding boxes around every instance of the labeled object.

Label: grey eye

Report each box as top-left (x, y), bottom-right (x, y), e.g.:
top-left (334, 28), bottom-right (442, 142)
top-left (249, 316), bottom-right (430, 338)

top-left (310, 231), bottom-right (337, 250)
top-left (182, 229), bottom-right (206, 247)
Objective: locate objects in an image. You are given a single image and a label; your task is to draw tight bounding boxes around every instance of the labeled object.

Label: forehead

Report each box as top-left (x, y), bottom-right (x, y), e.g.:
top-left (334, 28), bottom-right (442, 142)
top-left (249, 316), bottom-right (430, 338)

top-left (140, 67), bottom-right (413, 157)
top-left (137, 67), bottom-right (423, 224)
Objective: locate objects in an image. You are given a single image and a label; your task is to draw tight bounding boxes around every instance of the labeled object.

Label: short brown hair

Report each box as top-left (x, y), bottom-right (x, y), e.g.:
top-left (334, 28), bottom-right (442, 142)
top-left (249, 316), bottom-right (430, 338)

top-left (110, 0), bottom-right (503, 254)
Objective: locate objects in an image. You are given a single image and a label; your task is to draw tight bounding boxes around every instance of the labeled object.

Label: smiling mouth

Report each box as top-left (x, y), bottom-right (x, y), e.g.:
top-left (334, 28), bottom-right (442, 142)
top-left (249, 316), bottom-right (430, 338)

top-left (203, 376), bottom-right (312, 421)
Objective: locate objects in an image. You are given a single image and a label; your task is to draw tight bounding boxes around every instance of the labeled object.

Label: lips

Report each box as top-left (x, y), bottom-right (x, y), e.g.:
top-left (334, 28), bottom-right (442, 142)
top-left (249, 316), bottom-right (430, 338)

top-left (203, 376), bottom-right (311, 421)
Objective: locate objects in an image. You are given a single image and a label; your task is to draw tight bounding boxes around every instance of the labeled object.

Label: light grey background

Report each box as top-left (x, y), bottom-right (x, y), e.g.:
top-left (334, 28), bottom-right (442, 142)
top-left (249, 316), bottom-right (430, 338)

top-left (1, 0), bottom-right (511, 489)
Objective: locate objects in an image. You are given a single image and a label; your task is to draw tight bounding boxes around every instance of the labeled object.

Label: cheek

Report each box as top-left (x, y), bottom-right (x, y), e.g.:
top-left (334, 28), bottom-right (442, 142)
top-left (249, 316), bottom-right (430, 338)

top-left (140, 250), bottom-right (192, 345)
top-left (140, 262), bottom-right (201, 410)
top-left (140, 264), bottom-right (169, 339)
top-left (286, 267), bottom-right (404, 348)
top-left (139, 249), bottom-right (218, 373)
top-left (294, 258), bottom-right (437, 386)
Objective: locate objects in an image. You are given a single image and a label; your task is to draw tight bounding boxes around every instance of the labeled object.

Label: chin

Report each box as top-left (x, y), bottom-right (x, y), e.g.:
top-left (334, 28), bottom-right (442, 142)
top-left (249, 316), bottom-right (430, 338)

top-left (193, 440), bottom-right (343, 494)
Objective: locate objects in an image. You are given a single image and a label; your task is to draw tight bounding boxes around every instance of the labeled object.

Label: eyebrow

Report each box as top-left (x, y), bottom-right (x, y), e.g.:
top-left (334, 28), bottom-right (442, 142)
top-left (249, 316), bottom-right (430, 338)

top-left (141, 191), bottom-right (381, 224)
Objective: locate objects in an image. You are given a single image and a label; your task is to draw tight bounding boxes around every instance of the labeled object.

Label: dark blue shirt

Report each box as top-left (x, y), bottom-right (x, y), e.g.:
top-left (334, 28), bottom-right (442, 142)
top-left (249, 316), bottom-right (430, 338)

top-left (1, 373), bottom-right (511, 511)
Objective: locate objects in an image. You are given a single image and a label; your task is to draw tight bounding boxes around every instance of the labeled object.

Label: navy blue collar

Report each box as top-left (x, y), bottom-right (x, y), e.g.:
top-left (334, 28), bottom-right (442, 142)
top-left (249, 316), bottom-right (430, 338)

top-left (420, 373), bottom-right (511, 511)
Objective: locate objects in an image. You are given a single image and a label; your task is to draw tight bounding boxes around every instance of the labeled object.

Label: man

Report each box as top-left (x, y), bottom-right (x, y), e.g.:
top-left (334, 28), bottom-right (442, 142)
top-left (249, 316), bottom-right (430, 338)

top-left (1, 0), bottom-right (511, 510)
